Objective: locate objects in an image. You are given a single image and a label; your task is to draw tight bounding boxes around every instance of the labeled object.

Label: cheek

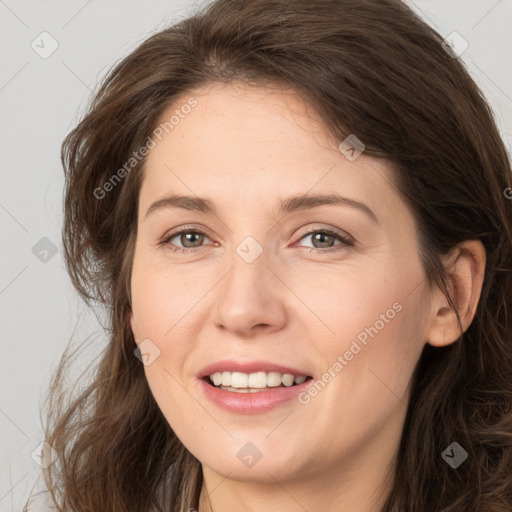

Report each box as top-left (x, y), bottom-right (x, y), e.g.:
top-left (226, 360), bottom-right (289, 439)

top-left (292, 259), bottom-right (402, 347)
top-left (130, 251), bottom-right (209, 338)
top-left (297, 257), bottom-right (427, 428)
top-left (129, 256), bottom-right (196, 402)
top-left (328, 284), bottom-right (425, 419)
top-left (129, 256), bottom-right (201, 429)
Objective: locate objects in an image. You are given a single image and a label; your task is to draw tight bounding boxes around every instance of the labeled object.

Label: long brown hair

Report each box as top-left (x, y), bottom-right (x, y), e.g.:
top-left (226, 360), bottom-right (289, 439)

top-left (31, 0), bottom-right (512, 510)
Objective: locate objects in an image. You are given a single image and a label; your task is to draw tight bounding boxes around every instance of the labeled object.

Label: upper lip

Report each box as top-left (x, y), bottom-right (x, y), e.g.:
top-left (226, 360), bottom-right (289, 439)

top-left (198, 360), bottom-right (312, 379)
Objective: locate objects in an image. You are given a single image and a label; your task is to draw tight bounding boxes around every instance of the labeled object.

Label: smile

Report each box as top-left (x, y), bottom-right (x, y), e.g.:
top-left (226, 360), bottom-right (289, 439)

top-left (208, 370), bottom-right (310, 391)
top-left (199, 374), bottom-right (314, 414)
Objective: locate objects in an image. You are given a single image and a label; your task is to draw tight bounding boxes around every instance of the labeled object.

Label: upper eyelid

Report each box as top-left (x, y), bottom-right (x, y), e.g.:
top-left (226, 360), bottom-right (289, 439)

top-left (294, 224), bottom-right (352, 240)
top-left (163, 224), bottom-right (215, 242)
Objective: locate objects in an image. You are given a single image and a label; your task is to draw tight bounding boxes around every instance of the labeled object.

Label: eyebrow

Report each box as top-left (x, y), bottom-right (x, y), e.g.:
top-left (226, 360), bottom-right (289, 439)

top-left (144, 193), bottom-right (378, 224)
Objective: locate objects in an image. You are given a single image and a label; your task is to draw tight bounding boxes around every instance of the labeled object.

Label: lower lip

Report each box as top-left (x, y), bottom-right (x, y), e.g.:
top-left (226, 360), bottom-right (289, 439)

top-left (198, 377), bottom-right (313, 414)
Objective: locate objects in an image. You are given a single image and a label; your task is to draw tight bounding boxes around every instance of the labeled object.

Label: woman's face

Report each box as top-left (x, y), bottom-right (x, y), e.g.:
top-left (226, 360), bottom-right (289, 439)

top-left (129, 81), bottom-right (433, 484)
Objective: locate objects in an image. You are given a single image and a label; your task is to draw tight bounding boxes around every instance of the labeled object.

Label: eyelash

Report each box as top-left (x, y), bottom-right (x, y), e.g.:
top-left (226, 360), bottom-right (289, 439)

top-left (158, 225), bottom-right (354, 254)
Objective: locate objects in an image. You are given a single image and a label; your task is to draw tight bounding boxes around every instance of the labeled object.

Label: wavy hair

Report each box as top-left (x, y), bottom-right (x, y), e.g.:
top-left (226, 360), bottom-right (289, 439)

top-left (28, 0), bottom-right (512, 510)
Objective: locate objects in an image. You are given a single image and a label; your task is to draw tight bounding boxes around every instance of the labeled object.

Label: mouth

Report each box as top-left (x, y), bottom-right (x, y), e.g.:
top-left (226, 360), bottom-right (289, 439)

top-left (202, 371), bottom-right (314, 393)
top-left (198, 364), bottom-right (316, 413)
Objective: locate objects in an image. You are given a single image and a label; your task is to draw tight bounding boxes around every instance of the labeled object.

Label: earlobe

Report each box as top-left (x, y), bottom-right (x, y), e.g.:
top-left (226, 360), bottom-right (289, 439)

top-left (426, 240), bottom-right (486, 348)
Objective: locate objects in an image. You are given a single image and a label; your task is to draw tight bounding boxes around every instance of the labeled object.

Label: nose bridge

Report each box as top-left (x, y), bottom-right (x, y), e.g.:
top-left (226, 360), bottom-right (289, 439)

top-left (213, 234), bottom-right (286, 333)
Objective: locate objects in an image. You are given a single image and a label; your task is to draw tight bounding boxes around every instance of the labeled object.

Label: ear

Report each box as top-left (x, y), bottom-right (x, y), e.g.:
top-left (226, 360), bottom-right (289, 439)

top-left (426, 240), bottom-right (486, 347)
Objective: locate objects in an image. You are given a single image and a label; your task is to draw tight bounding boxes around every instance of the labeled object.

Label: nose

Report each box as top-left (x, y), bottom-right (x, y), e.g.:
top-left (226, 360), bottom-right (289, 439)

top-left (213, 242), bottom-right (287, 337)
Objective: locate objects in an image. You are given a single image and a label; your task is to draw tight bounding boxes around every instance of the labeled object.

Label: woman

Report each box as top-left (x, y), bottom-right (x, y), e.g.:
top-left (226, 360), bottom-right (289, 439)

top-left (27, 0), bottom-right (512, 510)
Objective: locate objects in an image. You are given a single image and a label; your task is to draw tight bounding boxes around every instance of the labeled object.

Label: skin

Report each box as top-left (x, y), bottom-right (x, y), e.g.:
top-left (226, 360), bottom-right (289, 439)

top-left (129, 81), bottom-right (486, 512)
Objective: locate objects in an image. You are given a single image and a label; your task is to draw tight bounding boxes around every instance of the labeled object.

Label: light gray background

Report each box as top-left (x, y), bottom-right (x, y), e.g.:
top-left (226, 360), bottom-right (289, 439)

top-left (1, 1), bottom-right (511, 510)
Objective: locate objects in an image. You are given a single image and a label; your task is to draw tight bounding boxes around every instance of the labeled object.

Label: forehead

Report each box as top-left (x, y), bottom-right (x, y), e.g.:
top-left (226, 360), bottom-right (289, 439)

top-left (153, 81), bottom-right (337, 161)
top-left (139, 81), bottom-right (400, 225)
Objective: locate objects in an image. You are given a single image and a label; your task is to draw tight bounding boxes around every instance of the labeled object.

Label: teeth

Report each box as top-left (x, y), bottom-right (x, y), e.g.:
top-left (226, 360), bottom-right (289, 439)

top-left (221, 371), bottom-right (231, 387)
top-left (209, 371), bottom-right (309, 389)
top-left (281, 374), bottom-right (295, 387)
top-left (231, 372), bottom-right (248, 388)
top-left (218, 386), bottom-right (264, 393)
top-left (267, 371), bottom-right (282, 387)
top-left (211, 372), bottom-right (223, 386)
top-left (248, 371), bottom-right (267, 388)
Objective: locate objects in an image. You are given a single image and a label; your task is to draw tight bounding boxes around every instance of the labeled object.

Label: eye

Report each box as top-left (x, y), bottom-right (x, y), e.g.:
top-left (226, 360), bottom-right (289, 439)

top-left (294, 228), bottom-right (354, 253)
top-left (158, 226), bottom-right (354, 254)
top-left (159, 227), bottom-right (214, 253)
